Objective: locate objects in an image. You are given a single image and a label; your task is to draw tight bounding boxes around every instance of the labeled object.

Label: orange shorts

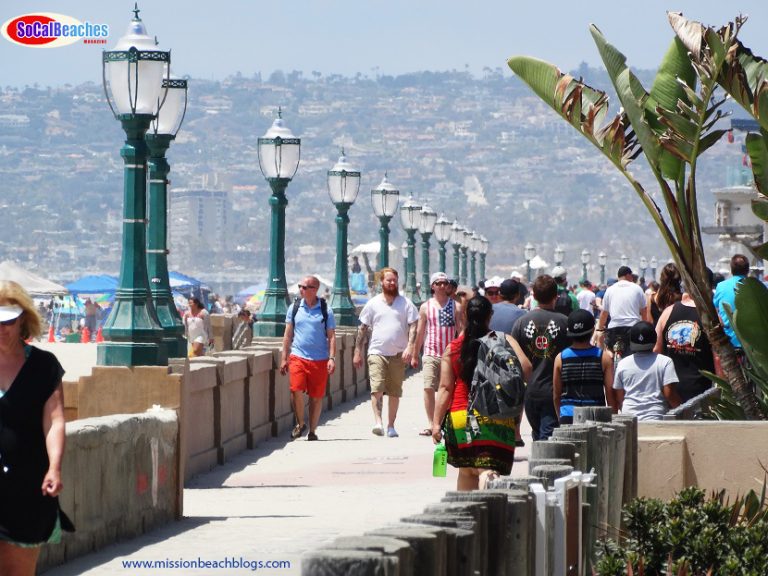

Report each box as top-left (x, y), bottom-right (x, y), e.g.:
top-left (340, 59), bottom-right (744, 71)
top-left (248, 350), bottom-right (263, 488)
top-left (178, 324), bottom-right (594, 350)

top-left (288, 355), bottom-right (328, 398)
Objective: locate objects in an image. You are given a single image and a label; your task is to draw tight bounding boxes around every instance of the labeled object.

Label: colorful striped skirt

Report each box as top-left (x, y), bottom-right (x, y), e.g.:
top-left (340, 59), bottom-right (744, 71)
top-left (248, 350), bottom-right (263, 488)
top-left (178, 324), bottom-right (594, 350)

top-left (444, 408), bottom-right (516, 475)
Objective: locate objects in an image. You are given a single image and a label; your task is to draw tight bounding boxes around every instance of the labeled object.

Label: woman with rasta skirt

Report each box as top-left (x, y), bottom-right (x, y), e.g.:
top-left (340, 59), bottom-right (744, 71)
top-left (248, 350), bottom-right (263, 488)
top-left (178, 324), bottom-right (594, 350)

top-left (431, 295), bottom-right (531, 491)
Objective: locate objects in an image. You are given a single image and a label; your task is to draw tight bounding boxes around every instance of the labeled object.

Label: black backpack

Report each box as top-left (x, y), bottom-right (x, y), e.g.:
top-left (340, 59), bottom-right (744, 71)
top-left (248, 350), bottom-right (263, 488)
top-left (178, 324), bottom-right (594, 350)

top-left (554, 290), bottom-right (572, 316)
top-left (468, 331), bottom-right (526, 418)
top-left (291, 297), bottom-right (328, 328)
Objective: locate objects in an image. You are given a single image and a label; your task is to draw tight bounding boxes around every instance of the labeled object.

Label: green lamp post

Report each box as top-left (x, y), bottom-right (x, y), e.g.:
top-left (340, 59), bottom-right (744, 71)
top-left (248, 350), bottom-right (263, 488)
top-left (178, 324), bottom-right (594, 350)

top-left (469, 231), bottom-right (479, 287)
top-left (401, 241), bottom-right (408, 280)
top-left (581, 248), bottom-right (591, 282)
top-left (650, 257), bottom-right (658, 280)
top-left (253, 109), bottom-right (301, 337)
top-left (555, 246), bottom-right (564, 267)
top-left (418, 203), bottom-right (437, 301)
top-left (327, 149), bottom-right (360, 326)
top-left (598, 251), bottom-right (607, 285)
top-left (478, 235), bottom-right (488, 280)
top-left (640, 256), bottom-right (648, 280)
top-left (524, 242), bottom-right (535, 283)
top-left (98, 6), bottom-right (169, 366)
top-left (433, 214), bottom-right (452, 275)
top-left (146, 74), bottom-right (188, 359)
top-left (460, 228), bottom-right (469, 285)
top-left (400, 194), bottom-right (422, 304)
top-left (371, 174), bottom-right (399, 270)
top-left (450, 221), bottom-right (462, 281)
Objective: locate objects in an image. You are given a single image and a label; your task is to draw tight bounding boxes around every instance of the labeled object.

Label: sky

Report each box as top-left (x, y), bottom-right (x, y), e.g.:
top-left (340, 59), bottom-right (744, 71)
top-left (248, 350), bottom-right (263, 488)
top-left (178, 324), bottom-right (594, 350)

top-left (2, 1), bottom-right (768, 88)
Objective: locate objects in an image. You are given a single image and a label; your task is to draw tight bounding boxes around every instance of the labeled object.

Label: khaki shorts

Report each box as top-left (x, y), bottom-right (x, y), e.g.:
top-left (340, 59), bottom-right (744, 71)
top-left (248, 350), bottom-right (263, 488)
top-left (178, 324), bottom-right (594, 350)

top-left (368, 354), bottom-right (406, 397)
top-left (421, 355), bottom-right (442, 390)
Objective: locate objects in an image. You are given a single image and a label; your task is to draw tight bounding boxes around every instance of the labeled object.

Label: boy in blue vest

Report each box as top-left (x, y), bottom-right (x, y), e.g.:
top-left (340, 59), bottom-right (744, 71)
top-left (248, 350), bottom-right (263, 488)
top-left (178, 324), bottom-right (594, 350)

top-left (553, 309), bottom-right (615, 424)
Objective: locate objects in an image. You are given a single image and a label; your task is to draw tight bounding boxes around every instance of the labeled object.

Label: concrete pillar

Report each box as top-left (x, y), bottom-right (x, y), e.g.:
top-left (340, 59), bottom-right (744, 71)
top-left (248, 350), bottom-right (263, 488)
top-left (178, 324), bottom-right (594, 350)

top-left (531, 440), bottom-right (577, 466)
top-left (301, 549), bottom-right (399, 575)
top-left (401, 516), bottom-right (476, 576)
top-left (612, 413), bottom-right (638, 503)
top-left (573, 405), bottom-right (613, 423)
top-left (327, 536), bottom-right (415, 576)
top-left (606, 421), bottom-right (626, 540)
top-left (367, 525), bottom-right (448, 576)
top-left (528, 458), bottom-right (572, 474)
top-left (486, 491), bottom-right (536, 576)
top-left (420, 503), bottom-right (486, 576)
top-left (551, 423), bottom-right (598, 474)
top-left (531, 464), bottom-right (574, 488)
top-left (487, 475), bottom-right (539, 490)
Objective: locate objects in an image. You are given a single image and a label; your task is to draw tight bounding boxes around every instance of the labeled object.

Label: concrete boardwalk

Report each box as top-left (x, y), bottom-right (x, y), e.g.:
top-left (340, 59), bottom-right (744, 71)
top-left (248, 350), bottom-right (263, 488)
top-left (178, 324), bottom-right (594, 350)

top-left (41, 347), bottom-right (531, 576)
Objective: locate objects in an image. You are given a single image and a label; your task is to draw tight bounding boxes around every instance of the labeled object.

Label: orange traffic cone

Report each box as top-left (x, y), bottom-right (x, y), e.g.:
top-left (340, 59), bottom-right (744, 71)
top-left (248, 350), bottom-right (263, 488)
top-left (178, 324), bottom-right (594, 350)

top-left (95, 327), bottom-right (104, 343)
top-left (81, 326), bottom-right (90, 343)
top-left (48, 325), bottom-right (55, 343)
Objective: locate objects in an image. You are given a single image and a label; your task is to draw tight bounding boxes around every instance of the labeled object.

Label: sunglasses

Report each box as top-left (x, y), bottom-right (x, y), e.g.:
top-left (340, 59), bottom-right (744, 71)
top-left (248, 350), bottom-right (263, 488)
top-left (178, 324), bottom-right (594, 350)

top-left (299, 284), bottom-right (318, 290)
top-left (0, 316), bottom-right (20, 326)
top-left (485, 289), bottom-right (500, 295)
top-left (433, 281), bottom-right (448, 286)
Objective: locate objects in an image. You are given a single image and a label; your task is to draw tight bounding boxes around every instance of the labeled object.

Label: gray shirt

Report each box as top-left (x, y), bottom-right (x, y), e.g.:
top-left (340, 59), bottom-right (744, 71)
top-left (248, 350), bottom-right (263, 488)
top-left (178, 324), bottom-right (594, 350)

top-left (490, 302), bottom-right (525, 333)
top-left (613, 352), bottom-right (678, 421)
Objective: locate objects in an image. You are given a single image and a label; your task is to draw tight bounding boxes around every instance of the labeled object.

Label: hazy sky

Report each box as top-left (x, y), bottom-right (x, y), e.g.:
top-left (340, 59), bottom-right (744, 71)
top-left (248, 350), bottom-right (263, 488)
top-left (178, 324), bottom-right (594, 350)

top-left (2, 1), bottom-right (768, 87)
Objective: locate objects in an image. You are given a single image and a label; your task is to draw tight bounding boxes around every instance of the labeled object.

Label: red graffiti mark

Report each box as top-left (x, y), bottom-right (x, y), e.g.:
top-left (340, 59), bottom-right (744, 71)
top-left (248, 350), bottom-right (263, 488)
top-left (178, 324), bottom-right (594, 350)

top-left (136, 472), bottom-right (149, 494)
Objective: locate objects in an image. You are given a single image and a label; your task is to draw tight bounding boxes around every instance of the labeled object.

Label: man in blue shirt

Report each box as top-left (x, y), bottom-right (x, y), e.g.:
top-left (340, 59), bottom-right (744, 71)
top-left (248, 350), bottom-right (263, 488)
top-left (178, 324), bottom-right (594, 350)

top-left (713, 254), bottom-right (750, 349)
top-left (280, 275), bottom-right (337, 441)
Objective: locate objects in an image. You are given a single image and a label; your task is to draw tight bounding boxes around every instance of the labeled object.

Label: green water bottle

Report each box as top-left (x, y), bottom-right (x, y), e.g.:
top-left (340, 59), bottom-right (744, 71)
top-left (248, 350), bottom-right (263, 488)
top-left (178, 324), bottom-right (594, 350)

top-left (432, 442), bottom-right (447, 477)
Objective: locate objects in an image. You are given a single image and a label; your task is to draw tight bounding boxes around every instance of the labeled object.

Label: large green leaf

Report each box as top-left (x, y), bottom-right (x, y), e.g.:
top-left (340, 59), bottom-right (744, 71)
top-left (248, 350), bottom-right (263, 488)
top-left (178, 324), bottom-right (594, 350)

top-left (733, 278), bottom-right (768, 382)
top-left (650, 37), bottom-right (697, 180)
top-left (745, 132), bottom-right (768, 196)
top-left (589, 25), bottom-right (661, 171)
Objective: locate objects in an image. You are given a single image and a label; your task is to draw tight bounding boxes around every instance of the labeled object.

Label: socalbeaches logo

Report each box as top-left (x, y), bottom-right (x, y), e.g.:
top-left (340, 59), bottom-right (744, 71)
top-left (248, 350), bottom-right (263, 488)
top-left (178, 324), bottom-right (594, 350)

top-left (1, 13), bottom-right (109, 48)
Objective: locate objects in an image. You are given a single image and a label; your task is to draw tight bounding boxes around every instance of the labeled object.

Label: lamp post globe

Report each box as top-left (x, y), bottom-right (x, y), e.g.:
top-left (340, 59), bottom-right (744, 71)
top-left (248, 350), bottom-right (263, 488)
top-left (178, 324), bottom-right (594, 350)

top-left (418, 203), bottom-right (437, 301)
top-left (450, 220), bottom-right (463, 281)
top-left (98, 5), bottom-right (169, 366)
top-left (478, 235), bottom-right (488, 280)
top-left (650, 257), bottom-right (658, 280)
top-left (524, 242), bottom-right (535, 283)
top-left (640, 256), bottom-right (648, 280)
top-left (400, 195), bottom-right (422, 304)
top-left (460, 228), bottom-right (471, 285)
top-left (145, 73), bottom-right (188, 359)
top-left (371, 174), bottom-right (399, 270)
top-left (620, 254), bottom-right (629, 268)
top-left (433, 213), bottom-right (452, 277)
top-left (327, 149), bottom-right (360, 326)
top-left (580, 248), bottom-right (591, 282)
top-left (598, 251), bottom-right (607, 285)
top-left (554, 246), bottom-right (564, 267)
top-left (254, 108), bottom-right (301, 337)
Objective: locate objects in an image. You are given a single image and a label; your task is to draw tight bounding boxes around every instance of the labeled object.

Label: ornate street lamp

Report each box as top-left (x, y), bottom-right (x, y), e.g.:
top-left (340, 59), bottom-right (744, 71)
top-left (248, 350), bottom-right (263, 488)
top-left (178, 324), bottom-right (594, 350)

top-left (650, 257), bottom-right (658, 280)
top-left (145, 73), bottom-right (188, 359)
top-left (450, 220), bottom-right (463, 281)
top-left (433, 213), bottom-right (453, 275)
top-left (640, 256), bottom-right (648, 280)
top-left (554, 246), bottom-right (564, 267)
top-left (620, 254), bottom-right (629, 268)
top-left (418, 203), bottom-right (437, 301)
top-left (524, 242), bottom-right (536, 283)
top-left (478, 236), bottom-right (488, 280)
top-left (99, 6), bottom-right (169, 366)
top-left (598, 251), bottom-right (607, 285)
top-left (400, 195), bottom-right (422, 304)
top-left (254, 108), bottom-right (301, 337)
top-left (581, 249), bottom-right (591, 282)
top-left (460, 228), bottom-right (471, 285)
top-left (469, 232), bottom-right (480, 287)
top-left (327, 149), bottom-right (360, 326)
top-left (371, 174), bottom-right (399, 270)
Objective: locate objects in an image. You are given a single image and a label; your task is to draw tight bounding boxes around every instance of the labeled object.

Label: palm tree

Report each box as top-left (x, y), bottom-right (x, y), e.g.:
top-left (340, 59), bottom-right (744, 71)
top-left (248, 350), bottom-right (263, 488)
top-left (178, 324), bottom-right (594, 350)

top-left (508, 13), bottom-right (765, 418)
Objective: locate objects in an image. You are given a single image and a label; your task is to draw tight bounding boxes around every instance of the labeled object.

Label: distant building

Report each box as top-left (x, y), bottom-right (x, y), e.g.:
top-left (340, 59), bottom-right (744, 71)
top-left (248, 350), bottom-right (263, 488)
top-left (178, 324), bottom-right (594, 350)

top-left (169, 188), bottom-right (229, 268)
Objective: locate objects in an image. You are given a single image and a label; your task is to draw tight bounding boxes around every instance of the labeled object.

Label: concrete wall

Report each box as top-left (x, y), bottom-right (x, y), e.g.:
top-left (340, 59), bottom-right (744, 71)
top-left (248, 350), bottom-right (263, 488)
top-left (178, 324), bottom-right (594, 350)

top-left (638, 421), bottom-right (768, 500)
top-left (38, 410), bottom-right (179, 572)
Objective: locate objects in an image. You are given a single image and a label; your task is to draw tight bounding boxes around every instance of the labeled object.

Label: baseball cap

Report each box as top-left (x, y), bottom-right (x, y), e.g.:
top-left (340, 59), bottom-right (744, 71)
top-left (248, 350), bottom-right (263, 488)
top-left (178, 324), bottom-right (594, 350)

top-left (447, 278), bottom-right (458, 288)
top-left (430, 272), bottom-right (448, 285)
top-left (567, 309), bottom-right (595, 337)
top-left (629, 321), bottom-right (656, 352)
top-left (484, 277), bottom-right (502, 289)
top-left (551, 266), bottom-right (567, 280)
top-left (499, 278), bottom-right (520, 300)
top-left (0, 304), bottom-right (23, 322)
top-left (617, 265), bottom-right (633, 278)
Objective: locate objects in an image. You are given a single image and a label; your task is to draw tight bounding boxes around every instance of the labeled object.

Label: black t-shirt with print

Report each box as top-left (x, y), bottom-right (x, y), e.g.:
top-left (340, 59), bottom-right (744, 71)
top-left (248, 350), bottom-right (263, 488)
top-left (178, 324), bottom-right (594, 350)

top-left (512, 308), bottom-right (570, 401)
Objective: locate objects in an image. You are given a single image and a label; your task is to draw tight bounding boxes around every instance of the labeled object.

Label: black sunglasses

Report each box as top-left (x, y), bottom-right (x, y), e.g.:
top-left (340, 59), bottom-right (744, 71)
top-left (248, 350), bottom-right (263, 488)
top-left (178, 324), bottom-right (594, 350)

top-left (299, 284), bottom-right (318, 290)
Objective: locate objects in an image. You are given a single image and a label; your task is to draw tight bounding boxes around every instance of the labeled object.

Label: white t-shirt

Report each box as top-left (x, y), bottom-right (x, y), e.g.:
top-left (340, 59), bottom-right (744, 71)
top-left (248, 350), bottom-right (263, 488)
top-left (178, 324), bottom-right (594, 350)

top-left (613, 352), bottom-right (678, 420)
top-left (602, 280), bottom-right (646, 328)
top-left (577, 289), bottom-right (596, 312)
top-left (358, 294), bottom-right (419, 356)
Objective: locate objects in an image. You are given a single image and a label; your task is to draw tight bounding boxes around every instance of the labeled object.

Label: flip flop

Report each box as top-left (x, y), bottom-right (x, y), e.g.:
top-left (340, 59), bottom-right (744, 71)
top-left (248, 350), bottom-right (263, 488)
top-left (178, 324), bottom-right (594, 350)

top-left (419, 428), bottom-right (432, 436)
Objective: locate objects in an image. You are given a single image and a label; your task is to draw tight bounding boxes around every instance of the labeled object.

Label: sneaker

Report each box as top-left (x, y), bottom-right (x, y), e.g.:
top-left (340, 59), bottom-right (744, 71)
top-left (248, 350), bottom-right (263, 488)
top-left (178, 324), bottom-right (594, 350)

top-left (387, 426), bottom-right (399, 438)
top-left (307, 431), bottom-right (318, 441)
top-left (291, 424), bottom-right (306, 440)
top-left (372, 424), bottom-right (384, 436)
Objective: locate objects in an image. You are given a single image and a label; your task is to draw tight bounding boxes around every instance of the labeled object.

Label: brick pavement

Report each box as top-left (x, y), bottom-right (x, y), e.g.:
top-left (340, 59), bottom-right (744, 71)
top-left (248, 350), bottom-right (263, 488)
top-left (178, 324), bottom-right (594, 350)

top-left (41, 352), bottom-right (532, 576)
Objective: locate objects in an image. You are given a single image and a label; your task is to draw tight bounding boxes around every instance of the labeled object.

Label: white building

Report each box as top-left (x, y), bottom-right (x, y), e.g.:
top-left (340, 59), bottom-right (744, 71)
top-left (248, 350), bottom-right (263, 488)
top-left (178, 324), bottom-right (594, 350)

top-left (169, 188), bottom-right (229, 265)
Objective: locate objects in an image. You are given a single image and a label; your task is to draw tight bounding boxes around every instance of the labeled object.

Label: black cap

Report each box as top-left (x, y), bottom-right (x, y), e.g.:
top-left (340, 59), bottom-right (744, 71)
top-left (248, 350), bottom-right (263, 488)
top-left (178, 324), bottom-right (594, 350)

top-left (499, 278), bottom-right (520, 300)
top-left (448, 278), bottom-right (458, 288)
top-left (630, 321), bottom-right (656, 352)
top-left (617, 265), bottom-right (633, 278)
top-left (567, 309), bottom-right (595, 337)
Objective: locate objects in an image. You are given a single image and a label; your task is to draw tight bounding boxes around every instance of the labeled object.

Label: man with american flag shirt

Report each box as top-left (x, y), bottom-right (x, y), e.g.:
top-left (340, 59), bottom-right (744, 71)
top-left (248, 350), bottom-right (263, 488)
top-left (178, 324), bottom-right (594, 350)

top-left (413, 272), bottom-right (464, 436)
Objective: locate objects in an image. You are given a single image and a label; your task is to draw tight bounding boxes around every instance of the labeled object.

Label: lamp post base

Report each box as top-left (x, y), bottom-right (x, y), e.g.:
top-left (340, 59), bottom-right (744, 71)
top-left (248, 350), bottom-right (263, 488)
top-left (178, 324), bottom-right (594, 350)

top-left (97, 341), bottom-right (165, 367)
top-left (330, 291), bottom-right (358, 327)
top-left (253, 320), bottom-right (286, 337)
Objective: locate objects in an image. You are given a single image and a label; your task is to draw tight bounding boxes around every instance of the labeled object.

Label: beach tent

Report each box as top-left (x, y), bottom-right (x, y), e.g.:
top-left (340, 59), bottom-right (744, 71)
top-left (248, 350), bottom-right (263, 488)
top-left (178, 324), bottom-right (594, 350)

top-left (0, 260), bottom-right (68, 295)
top-left (66, 274), bottom-right (119, 295)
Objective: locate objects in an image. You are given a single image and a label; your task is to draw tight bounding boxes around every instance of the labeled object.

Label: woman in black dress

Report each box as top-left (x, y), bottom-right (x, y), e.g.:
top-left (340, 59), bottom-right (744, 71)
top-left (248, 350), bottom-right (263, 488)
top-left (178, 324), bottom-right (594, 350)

top-left (0, 280), bottom-right (72, 575)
